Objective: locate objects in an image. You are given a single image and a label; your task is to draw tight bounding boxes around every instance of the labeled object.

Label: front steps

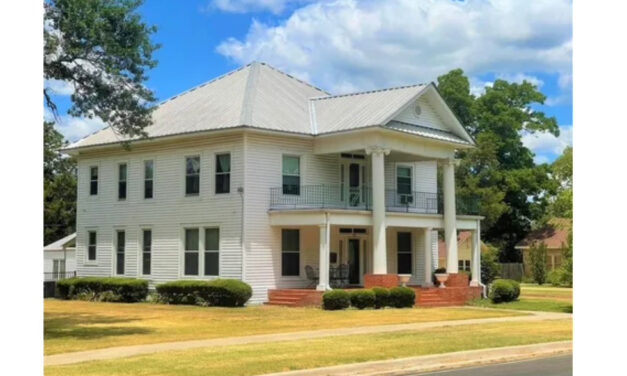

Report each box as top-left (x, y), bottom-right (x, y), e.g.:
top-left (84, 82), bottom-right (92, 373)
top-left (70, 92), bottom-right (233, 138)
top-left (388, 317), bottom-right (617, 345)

top-left (266, 288), bottom-right (323, 307)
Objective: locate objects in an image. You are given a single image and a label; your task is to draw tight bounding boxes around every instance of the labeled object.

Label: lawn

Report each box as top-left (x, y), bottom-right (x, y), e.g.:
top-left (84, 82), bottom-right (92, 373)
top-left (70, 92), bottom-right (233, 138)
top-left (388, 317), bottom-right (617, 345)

top-left (44, 299), bottom-right (523, 355)
top-left (468, 283), bottom-right (573, 313)
top-left (45, 319), bottom-right (572, 376)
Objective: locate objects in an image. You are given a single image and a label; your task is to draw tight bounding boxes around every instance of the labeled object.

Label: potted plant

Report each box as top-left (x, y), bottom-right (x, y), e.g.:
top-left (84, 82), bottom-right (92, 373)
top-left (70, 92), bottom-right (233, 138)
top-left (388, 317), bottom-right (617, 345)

top-left (434, 267), bottom-right (448, 288)
top-left (398, 274), bottom-right (411, 287)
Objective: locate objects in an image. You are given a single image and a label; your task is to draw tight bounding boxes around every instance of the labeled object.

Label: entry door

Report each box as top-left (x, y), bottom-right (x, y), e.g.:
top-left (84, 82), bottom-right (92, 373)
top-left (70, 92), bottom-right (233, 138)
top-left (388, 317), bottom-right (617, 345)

top-left (348, 239), bottom-right (360, 284)
top-left (343, 162), bottom-right (367, 207)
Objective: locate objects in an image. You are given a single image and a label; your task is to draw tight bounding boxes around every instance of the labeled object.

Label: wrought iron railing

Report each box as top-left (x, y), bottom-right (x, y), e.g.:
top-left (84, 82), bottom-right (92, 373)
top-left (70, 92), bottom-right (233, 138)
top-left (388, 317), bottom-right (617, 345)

top-left (44, 271), bottom-right (76, 281)
top-left (269, 185), bottom-right (480, 215)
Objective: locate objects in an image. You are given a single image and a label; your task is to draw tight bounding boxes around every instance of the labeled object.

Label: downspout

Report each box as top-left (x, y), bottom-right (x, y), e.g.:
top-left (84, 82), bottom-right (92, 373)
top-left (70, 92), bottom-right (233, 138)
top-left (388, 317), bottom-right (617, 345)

top-left (240, 132), bottom-right (248, 282)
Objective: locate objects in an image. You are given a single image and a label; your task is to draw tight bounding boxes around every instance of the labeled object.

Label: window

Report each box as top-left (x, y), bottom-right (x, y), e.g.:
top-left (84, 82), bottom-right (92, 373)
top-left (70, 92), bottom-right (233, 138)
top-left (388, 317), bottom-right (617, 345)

top-left (397, 166), bottom-right (412, 194)
top-left (282, 156), bottom-right (300, 195)
top-left (397, 232), bottom-right (412, 274)
top-left (87, 231), bottom-right (97, 260)
top-left (52, 259), bottom-right (66, 280)
top-left (144, 160), bottom-right (154, 199)
top-left (204, 228), bottom-right (220, 276)
top-left (116, 230), bottom-right (125, 275)
top-left (281, 229), bottom-right (300, 276)
top-left (215, 154), bottom-right (230, 194)
top-left (184, 228), bottom-right (199, 275)
top-left (458, 259), bottom-right (471, 272)
top-left (118, 163), bottom-right (127, 200)
top-left (142, 229), bottom-right (152, 275)
top-left (185, 156), bottom-right (200, 195)
top-left (89, 167), bottom-right (98, 195)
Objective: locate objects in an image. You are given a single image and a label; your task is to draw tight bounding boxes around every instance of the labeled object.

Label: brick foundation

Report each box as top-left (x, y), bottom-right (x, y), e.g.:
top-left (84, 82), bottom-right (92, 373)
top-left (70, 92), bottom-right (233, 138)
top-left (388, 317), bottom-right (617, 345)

top-left (364, 274), bottom-right (399, 288)
top-left (445, 273), bottom-right (469, 287)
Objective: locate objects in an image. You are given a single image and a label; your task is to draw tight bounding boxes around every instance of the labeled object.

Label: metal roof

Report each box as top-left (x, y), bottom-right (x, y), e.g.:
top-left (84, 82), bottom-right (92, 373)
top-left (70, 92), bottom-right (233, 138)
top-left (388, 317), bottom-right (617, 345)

top-left (44, 233), bottom-right (76, 251)
top-left (386, 120), bottom-right (472, 146)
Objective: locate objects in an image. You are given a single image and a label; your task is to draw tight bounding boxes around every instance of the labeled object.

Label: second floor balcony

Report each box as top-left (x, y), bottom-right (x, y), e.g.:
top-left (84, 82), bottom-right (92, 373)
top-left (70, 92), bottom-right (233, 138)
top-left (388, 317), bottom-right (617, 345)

top-left (269, 184), bottom-right (480, 215)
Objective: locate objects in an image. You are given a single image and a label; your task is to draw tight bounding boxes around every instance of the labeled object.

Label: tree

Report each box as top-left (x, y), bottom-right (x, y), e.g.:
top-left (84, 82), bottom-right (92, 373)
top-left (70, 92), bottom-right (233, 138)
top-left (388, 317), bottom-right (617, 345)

top-left (529, 241), bottom-right (548, 285)
top-left (436, 70), bottom-right (560, 261)
top-left (548, 146), bottom-right (573, 218)
top-left (44, 122), bottom-right (77, 245)
top-left (559, 231), bottom-right (573, 287)
top-left (481, 245), bottom-right (500, 285)
top-left (44, 0), bottom-right (159, 138)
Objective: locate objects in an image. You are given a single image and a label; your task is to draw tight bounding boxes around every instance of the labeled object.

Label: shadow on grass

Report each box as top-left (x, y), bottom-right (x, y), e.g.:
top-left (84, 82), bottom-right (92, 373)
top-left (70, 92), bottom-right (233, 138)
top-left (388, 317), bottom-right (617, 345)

top-left (44, 313), bottom-right (153, 340)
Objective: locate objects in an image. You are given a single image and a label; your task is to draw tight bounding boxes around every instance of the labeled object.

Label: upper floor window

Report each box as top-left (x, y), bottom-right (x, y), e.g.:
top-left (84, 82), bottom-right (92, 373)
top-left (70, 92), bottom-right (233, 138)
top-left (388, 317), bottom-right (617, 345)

top-left (144, 160), bottom-right (154, 199)
top-left (118, 163), bottom-right (127, 200)
top-left (396, 166), bottom-right (412, 194)
top-left (89, 166), bottom-right (98, 195)
top-left (185, 156), bottom-right (200, 195)
top-left (397, 232), bottom-right (412, 274)
top-left (215, 153), bottom-right (230, 194)
top-left (282, 155), bottom-right (300, 195)
top-left (87, 231), bottom-right (97, 260)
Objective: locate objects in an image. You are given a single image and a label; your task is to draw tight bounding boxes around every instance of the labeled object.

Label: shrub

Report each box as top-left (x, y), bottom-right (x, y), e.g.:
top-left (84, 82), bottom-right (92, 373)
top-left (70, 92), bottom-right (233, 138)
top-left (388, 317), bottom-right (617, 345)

top-left (156, 279), bottom-right (252, 307)
top-left (388, 286), bottom-right (415, 308)
top-left (481, 245), bottom-right (500, 285)
top-left (529, 241), bottom-right (548, 285)
top-left (372, 287), bottom-right (390, 309)
top-left (322, 290), bottom-right (350, 310)
top-left (489, 279), bottom-right (517, 303)
top-left (349, 289), bottom-right (375, 309)
top-left (510, 280), bottom-right (521, 299)
top-left (56, 277), bottom-right (149, 302)
top-left (547, 269), bottom-right (563, 287)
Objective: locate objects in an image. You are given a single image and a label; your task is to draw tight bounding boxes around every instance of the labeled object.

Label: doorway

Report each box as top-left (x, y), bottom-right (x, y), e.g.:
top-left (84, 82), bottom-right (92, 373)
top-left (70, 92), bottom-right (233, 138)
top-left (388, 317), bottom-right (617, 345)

top-left (348, 239), bottom-right (360, 284)
top-left (341, 159), bottom-right (368, 207)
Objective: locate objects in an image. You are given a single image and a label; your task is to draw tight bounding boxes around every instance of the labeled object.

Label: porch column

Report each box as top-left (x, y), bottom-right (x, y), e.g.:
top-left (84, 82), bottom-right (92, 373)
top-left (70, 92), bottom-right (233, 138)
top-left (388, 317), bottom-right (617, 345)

top-left (316, 224), bottom-right (330, 291)
top-left (442, 158), bottom-right (459, 273)
top-left (368, 146), bottom-right (390, 274)
top-left (423, 228), bottom-right (434, 287)
top-left (470, 221), bottom-right (481, 286)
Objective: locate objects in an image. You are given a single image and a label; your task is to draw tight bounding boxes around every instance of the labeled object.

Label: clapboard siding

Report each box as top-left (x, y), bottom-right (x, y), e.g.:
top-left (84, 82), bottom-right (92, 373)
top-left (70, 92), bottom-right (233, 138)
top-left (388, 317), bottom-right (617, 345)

top-left (393, 96), bottom-right (448, 131)
top-left (385, 160), bottom-right (438, 194)
top-left (76, 135), bottom-right (244, 285)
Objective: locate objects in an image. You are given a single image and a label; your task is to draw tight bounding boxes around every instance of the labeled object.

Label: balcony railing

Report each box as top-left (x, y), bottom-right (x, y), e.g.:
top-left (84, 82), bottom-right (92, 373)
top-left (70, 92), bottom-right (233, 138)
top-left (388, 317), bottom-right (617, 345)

top-left (44, 271), bottom-right (77, 282)
top-left (270, 184), bottom-right (480, 215)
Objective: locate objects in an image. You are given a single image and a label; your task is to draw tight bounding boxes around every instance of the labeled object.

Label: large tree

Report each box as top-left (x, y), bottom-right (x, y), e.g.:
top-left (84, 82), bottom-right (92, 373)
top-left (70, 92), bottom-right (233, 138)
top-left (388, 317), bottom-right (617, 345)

top-left (44, 122), bottom-right (76, 245)
top-left (44, 0), bottom-right (159, 138)
top-left (548, 146), bottom-right (573, 218)
top-left (437, 69), bottom-right (560, 261)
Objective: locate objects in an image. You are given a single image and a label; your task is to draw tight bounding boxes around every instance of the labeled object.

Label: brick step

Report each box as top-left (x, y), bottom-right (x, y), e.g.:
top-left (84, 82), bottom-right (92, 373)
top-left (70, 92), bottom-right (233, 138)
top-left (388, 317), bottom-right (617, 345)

top-left (269, 292), bottom-right (315, 298)
top-left (264, 301), bottom-right (298, 306)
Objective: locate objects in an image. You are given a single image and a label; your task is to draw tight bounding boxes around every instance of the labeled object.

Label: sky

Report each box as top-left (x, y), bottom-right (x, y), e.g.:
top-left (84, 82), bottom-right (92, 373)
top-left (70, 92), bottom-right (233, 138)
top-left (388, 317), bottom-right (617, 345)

top-left (45, 0), bottom-right (572, 164)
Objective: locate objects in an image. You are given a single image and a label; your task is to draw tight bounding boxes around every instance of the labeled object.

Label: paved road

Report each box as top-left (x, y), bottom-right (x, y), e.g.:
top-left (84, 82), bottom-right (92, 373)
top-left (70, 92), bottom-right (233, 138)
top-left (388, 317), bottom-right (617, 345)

top-left (411, 354), bottom-right (572, 376)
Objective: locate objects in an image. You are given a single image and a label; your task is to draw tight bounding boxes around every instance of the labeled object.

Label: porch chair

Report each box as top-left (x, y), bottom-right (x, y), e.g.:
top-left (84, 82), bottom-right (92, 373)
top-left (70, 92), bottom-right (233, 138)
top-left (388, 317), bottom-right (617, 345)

top-left (305, 265), bottom-right (318, 288)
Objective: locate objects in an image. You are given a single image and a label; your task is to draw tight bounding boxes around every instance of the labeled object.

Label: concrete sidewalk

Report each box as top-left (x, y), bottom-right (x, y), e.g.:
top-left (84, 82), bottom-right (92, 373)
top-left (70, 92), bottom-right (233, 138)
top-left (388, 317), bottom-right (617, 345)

top-left (259, 341), bottom-right (573, 376)
top-left (44, 310), bottom-right (571, 366)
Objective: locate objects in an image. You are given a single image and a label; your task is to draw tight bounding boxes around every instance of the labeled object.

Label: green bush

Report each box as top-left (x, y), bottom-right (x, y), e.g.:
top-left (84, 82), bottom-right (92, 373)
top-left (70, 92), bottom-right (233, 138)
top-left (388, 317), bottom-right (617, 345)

top-left (547, 269), bottom-right (563, 286)
top-left (481, 246), bottom-right (500, 285)
top-left (322, 290), bottom-right (350, 310)
top-left (155, 279), bottom-right (252, 307)
top-left (388, 286), bottom-right (415, 308)
top-left (349, 289), bottom-right (375, 309)
top-left (371, 287), bottom-right (390, 309)
top-left (56, 277), bottom-right (148, 302)
top-left (489, 279), bottom-right (518, 303)
top-left (529, 242), bottom-right (548, 285)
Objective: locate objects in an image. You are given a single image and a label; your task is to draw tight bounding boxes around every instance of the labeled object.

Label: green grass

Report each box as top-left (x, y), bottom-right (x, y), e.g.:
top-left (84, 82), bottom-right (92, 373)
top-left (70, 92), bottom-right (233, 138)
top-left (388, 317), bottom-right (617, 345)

top-left (468, 283), bottom-right (573, 313)
top-left (45, 299), bottom-right (523, 355)
top-left (44, 319), bottom-right (572, 376)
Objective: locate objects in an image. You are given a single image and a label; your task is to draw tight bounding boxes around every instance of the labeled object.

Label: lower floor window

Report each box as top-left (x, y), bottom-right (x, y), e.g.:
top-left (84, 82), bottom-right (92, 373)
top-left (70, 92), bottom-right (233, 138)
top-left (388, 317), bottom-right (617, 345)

top-left (281, 229), bottom-right (300, 276)
top-left (397, 232), bottom-right (412, 274)
top-left (52, 259), bottom-right (66, 280)
top-left (458, 259), bottom-right (471, 272)
top-left (142, 229), bottom-right (152, 275)
top-left (116, 230), bottom-right (125, 275)
top-left (184, 229), bottom-right (200, 275)
top-left (184, 227), bottom-right (220, 276)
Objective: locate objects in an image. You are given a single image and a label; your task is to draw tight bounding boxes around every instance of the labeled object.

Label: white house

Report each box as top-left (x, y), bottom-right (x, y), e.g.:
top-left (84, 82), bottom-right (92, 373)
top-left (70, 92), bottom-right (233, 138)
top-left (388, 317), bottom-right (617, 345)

top-left (44, 233), bottom-right (77, 281)
top-left (63, 62), bottom-right (483, 304)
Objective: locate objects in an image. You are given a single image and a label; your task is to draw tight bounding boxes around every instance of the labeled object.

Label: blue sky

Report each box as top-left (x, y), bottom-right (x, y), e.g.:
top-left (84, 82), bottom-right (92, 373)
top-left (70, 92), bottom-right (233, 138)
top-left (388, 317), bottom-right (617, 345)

top-left (46, 0), bottom-right (572, 164)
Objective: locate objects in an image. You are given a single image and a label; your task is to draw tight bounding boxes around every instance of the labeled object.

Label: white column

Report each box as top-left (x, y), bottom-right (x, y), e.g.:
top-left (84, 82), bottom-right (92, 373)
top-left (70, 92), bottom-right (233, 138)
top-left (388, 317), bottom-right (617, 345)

top-left (367, 146), bottom-right (390, 274)
top-left (470, 222), bottom-right (481, 286)
top-left (316, 224), bottom-right (330, 291)
top-left (443, 159), bottom-right (459, 273)
top-left (423, 228), bottom-right (433, 287)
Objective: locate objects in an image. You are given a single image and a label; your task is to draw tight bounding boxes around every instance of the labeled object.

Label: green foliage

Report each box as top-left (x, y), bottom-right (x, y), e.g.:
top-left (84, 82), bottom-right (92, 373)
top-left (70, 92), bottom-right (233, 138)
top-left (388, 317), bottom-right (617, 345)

top-left (437, 70), bottom-right (560, 260)
top-left (529, 242), bottom-right (548, 285)
top-left (547, 269), bottom-right (563, 286)
top-left (322, 290), bottom-right (351, 310)
top-left (388, 287), bottom-right (415, 308)
top-left (44, 0), bottom-right (159, 138)
top-left (56, 277), bottom-right (148, 302)
top-left (44, 122), bottom-right (77, 245)
top-left (552, 231), bottom-right (573, 287)
top-left (155, 279), bottom-right (252, 307)
top-left (481, 245), bottom-right (500, 285)
top-left (349, 289), bottom-right (375, 310)
top-left (371, 287), bottom-right (390, 309)
top-left (548, 147), bottom-right (573, 218)
top-left (489, 279), bottom-right (517, 303)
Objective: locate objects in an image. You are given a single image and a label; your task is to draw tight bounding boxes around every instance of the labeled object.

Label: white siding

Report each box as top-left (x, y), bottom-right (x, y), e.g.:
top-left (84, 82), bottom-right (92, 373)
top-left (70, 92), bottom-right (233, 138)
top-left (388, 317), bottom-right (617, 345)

top-left (393, 96), bottom-right (448, 131)
top-left (44, 250), bottom-right (76, 274)
top-left (385, 160), bottom-right (438, 193)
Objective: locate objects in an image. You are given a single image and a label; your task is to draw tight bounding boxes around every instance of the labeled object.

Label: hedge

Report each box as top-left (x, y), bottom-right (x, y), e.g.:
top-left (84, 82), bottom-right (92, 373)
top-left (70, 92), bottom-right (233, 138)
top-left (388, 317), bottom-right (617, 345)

top-left (349, 289), bottom-right (375, 309)
top-left (372, 287), bottom-right (390, 309)
top-left (156, 279), bottom-right (252, 307)
top-left (389, 286), bottom-right (415, 308)
top-left (56, 277), bottom-right (148, 302)
top-left (489, 279), bottom-right (519, 303)
top-left (322, 290), bottom-right (350, 310)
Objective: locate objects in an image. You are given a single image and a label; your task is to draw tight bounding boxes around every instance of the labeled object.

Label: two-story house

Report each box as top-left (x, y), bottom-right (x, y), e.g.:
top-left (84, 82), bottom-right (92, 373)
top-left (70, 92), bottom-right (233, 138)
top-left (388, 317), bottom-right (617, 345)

top-left (64, 62), bottom-right (484, 305)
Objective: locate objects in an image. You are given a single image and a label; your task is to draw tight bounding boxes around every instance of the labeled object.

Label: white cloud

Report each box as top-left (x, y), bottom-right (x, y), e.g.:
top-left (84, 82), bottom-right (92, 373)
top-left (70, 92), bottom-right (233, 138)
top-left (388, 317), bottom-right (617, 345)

top-left (533, 154), bottom-right (550, 165)
top-left (208, 0), bottom-right (312, 14)
top-left (44, 79), bottom-right (74, 96)
top-left (52, 115), bottom-right (105, 142)
top-left (521, 125), bottom-right (572, 156)
top-left (217, 0), bottom-right (572, 94)
top-left (496, 73), bottom-right (544, 88)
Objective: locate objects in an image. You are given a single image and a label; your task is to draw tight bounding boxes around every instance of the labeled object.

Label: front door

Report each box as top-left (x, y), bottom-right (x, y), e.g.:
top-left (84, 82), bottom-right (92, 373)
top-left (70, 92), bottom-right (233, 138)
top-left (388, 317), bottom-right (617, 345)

top-left (348, 239), bottom-right (360, 284)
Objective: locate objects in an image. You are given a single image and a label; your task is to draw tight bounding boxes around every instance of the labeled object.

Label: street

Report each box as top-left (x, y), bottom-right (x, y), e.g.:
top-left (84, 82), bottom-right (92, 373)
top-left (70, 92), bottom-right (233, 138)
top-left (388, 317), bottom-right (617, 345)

top-left (412, 354), bottom-right (572, 376)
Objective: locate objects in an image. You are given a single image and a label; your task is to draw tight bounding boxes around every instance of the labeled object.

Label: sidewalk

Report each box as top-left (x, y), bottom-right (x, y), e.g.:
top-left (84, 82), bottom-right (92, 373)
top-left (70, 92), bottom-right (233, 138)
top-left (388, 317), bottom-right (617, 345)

top-left (44, 310), bottom-right (571, 366)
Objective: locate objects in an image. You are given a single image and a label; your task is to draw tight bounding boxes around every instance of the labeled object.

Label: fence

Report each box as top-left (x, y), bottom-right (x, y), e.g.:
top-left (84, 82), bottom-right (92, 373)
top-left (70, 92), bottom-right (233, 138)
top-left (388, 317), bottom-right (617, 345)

top-left (499, 263), bottom-right (524, 281)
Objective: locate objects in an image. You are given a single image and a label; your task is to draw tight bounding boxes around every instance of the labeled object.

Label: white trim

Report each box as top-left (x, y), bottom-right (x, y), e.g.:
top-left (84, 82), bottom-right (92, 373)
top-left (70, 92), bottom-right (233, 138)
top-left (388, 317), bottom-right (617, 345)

top-left (138, 226), bottom-right (153, 277)
top-left (112, 227), bottom-right (127, 276)
top-left (179, 223), bottom-right (222, 279)
top-left (213, 151), bottom-right (232, 196)
top-left (84, 228), bottom-right (98, 266)
top-left (142, 158), bottom-right (155, 200)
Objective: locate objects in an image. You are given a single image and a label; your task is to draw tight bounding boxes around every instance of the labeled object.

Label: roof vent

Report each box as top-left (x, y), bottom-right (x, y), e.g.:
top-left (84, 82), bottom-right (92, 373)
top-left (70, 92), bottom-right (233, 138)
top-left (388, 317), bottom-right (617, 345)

top-left (414, 103), bottom-right (422, 117)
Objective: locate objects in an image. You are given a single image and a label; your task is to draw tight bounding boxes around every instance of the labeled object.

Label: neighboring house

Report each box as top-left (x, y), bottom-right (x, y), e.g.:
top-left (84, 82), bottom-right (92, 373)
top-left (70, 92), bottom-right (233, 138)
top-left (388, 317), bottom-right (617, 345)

top-left (437, 231), bottom-right (489, 271)
top-left (516, 218), bottom-right (572, 274)
top-left (44, 233), bottom-right (77, 281)
top-left (63, 62), bottom-right (483, 304)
